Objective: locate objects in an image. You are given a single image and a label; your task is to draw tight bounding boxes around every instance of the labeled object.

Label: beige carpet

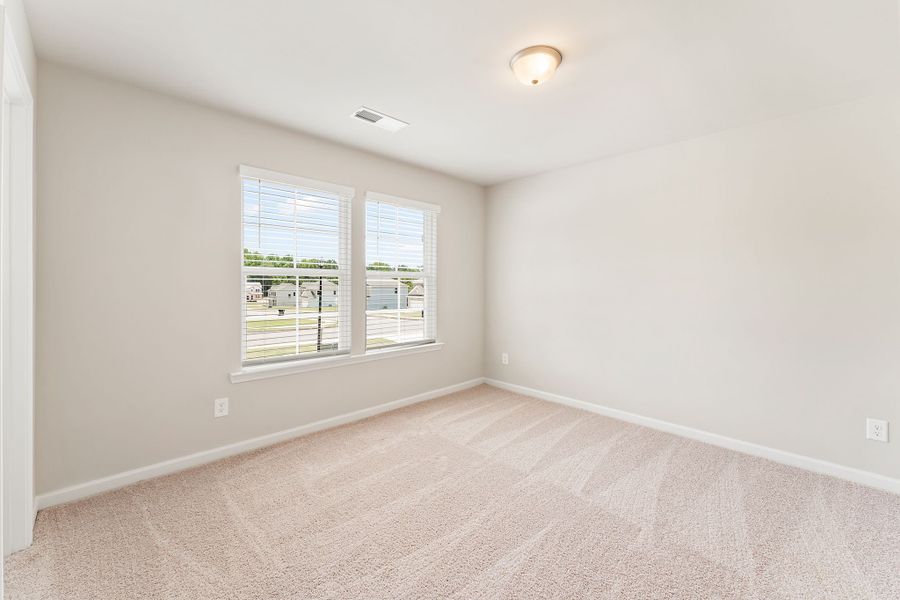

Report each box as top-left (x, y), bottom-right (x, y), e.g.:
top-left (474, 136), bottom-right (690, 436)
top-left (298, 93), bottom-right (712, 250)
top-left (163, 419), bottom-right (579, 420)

top-left (6, 384), bottom-right (900, 599)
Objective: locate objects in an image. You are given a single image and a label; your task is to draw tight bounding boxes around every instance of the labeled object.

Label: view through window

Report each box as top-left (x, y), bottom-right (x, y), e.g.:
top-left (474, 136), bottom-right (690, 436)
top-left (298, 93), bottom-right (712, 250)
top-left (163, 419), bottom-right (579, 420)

top-left (365, 195), bottom-right (438, 350)
top-left (241, 168), bottom-right (351, 364)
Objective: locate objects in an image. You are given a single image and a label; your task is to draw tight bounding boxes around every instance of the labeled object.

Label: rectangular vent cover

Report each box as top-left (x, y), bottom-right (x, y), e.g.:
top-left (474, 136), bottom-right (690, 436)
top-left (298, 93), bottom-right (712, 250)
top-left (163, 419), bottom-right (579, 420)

top-left (354, 109), bottom-right (382, 123)
top-left (351, 107), bottom-right (408, 132)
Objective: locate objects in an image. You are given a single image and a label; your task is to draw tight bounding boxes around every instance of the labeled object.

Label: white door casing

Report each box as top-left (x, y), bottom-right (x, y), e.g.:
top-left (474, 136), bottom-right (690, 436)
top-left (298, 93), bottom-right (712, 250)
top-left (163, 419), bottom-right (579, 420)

top-left (0, 5), bottom-right (35, 557)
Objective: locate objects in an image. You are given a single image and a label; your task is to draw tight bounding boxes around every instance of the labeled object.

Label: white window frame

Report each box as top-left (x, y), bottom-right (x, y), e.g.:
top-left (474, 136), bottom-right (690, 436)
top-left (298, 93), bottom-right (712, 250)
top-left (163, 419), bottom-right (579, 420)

top-left (230, 179), bottom-right (444, 384)
top-left (365, 191), bottom-right (440, 351)
top-left (238, 165), bottom-right (353, 366)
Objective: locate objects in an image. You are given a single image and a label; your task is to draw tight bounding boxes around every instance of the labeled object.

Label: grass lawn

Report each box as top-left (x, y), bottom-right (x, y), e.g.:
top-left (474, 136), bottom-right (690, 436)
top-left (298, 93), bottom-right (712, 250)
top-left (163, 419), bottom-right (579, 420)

top-left (366, 311), bottom-right (424, 321)
top-left (246, 318), bottom-right (337, 331)
top-left (245, 303), bottom-right (338, 315)
top-left (247, 337), bottom-right (411, 358)
top-left (245, 343), bottom-right (337, 359)
top-left (246, 345), bottom-right (314, 359)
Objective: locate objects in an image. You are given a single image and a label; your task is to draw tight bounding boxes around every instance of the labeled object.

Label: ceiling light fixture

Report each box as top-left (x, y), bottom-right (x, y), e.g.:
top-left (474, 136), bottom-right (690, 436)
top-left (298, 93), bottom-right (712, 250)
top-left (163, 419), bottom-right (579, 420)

top-left (510, 45), bottom-right (562, 86)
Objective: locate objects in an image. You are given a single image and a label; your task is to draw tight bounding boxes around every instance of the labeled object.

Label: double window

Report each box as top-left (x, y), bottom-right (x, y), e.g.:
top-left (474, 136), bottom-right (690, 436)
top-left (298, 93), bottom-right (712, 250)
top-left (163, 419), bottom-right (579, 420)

top-left (240, 166), bottom-right (438, 367)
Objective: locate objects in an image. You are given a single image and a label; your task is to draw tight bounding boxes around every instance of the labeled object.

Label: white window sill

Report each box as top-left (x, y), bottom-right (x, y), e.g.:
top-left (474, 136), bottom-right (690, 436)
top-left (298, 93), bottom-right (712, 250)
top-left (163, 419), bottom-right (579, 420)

top-left (229, 342), bottom-right (444, 384)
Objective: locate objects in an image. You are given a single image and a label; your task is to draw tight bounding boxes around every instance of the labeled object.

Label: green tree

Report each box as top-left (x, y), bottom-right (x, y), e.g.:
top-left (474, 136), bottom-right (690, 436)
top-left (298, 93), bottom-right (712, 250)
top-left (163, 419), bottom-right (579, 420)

top-left (243, 248), bottom-right (263, 267)
top-left (397, 264), bottom-right (421, 290)
top-left (245, 250), bottom-right (343, 289)
top-left (365, 262), bottom-right (422, 289)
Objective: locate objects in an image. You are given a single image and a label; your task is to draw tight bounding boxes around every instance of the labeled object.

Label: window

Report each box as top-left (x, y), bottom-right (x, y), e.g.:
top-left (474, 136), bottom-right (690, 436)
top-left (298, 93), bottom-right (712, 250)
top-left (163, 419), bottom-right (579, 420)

top-left (240, 166), bottom-right (352, 365)
top-left (365, 192), bottom-right (438, 350)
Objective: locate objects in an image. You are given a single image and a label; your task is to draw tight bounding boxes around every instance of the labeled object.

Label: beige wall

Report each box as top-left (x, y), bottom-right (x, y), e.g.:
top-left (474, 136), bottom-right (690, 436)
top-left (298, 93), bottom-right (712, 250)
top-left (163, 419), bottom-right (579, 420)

top-left (36, 59), bottom-right (900, 494)
top-left (486, 90), bottom-right (900, 479)
top-left (35, 62), bottom-right (485, 494)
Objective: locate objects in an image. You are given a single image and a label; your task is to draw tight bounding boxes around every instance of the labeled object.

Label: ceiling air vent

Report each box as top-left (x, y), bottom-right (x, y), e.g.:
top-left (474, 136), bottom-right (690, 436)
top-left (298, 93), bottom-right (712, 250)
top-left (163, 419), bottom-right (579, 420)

top-left (351, 106), bottom-right (408, 132)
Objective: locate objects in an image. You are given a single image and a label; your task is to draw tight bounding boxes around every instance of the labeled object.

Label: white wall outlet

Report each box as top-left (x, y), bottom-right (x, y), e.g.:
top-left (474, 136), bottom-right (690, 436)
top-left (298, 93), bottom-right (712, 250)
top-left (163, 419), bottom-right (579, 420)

top-left (501, 352), bottom-right (509, 365)
top-left (214, 397), bottom-right (229, 418)
top-left (866, 418), bottom-right (888, 442)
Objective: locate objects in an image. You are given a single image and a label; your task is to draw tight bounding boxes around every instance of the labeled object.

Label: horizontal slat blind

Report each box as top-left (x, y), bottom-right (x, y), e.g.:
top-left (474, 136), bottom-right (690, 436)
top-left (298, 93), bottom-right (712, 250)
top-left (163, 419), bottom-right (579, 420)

top-left (241, 173), bottom-right (351, 365)
top-left (365, 197), bottom-right (437, 350)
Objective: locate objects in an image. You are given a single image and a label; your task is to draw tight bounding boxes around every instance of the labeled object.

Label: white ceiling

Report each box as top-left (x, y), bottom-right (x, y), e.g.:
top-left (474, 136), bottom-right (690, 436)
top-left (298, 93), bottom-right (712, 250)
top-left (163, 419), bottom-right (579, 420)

top-left (24, 0), bottom-right (900, 185)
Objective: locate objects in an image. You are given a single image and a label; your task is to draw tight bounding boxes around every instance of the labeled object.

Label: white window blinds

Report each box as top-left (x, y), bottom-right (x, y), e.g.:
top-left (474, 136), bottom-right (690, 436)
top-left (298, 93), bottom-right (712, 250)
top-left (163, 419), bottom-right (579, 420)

top-left (240, 166), bottom-right (352, 365)
top-left (365, 193), bottom-right (438, 350)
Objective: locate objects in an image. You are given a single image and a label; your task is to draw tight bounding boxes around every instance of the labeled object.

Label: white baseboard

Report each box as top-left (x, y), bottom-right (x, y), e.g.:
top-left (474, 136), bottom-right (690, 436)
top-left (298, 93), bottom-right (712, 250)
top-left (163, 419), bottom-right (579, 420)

top-left (485, 378), bottom-right (900, 495)
top-left (35, 378), bottom-right (486, 510)
top-left (36, 375), bottom-right (897, 511)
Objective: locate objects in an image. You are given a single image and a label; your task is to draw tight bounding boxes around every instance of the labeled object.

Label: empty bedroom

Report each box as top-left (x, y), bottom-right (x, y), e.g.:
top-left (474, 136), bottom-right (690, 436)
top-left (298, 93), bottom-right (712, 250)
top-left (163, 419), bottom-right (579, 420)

top-left (2, 0), bottom-right (899, 598)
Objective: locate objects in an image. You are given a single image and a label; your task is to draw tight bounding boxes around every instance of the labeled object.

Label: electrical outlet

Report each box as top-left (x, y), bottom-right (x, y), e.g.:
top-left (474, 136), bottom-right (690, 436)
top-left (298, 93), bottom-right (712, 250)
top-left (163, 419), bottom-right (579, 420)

top-left (214, 397), bottom-right (229, 418)
top-left (866, 418), bottom-right (888, 442)
top-left (501, 352), bottom-right (509, 365)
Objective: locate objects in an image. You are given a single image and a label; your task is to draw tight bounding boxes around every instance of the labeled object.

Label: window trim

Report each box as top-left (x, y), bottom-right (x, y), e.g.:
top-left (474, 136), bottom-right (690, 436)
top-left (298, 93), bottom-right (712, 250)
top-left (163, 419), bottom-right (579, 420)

top-left (234, 170), bottom-right (446, 381)
top-left (239, 165), bottom-right (354, 366)
top-left (239, 165), bottom-right (355, 200)
top-left (366, 190), bottom-right (442, 214)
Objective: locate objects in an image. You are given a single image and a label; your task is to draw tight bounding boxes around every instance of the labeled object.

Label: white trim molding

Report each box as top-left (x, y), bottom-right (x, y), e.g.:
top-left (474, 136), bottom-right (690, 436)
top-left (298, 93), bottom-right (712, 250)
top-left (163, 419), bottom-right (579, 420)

top-left (239, 164), bottom-right (355, 200)
top-left (34, 376), bottom-right (899, 513)
top-left (35, 377), bottom-right (484, 510)
top-left (1, 10), bottom-right (35, 557)
top-left (485, 379), bottom-right (900, 495)
top-left (366, 190), bottom-right (441, 213)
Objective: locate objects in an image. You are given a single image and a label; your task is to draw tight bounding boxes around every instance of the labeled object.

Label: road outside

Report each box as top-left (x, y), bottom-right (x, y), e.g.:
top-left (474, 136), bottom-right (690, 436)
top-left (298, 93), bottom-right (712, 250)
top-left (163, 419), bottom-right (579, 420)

top-left (244, 300), bottom-right (425, 359)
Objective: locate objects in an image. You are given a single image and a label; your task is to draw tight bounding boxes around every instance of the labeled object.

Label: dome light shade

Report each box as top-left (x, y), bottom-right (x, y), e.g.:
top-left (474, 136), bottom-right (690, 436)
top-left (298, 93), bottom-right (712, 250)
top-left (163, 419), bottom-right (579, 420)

top-left (510, 45), bottom-right (562, 86)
